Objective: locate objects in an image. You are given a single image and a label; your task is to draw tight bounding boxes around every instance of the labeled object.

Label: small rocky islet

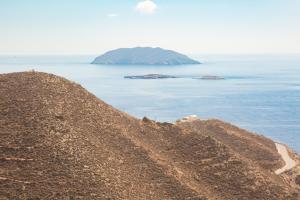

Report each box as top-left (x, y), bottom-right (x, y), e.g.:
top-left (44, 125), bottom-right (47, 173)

top-left (194, 75), bottom-right (225, 80)
top-left (124, 74), bottom-right (178, 79)
top-left (124, 74), bottom-right (225, 80)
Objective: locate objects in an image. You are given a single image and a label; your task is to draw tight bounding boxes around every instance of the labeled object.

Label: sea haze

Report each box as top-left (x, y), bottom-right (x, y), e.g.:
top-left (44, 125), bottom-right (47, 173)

top-left (0, 54), bottom-right (299, 153)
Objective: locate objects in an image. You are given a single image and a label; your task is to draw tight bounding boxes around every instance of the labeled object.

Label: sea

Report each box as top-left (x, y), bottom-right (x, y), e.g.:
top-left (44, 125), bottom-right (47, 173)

top-left (0, 54), bottom-right (299, 153)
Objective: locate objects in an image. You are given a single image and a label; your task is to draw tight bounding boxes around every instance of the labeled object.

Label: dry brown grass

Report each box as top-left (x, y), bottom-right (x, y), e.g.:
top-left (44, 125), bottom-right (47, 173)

top-left (0, 71), bottom-right (299, 200)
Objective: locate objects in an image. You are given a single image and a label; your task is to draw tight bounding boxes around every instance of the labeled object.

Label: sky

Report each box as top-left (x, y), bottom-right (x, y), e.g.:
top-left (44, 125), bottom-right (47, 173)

top-left (0, 0), bottom-right (300, 55)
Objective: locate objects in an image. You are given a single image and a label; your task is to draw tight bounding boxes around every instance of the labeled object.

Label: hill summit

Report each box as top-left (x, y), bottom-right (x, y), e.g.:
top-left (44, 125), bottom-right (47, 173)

top-left (0, 72), bottom-right (299, 199)
top-left (91, 47), bottom-right (200, 65)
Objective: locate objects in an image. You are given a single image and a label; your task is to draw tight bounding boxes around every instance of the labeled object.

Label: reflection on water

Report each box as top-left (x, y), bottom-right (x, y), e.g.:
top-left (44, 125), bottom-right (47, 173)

top-left (0, 54), bottom-right (300, 152)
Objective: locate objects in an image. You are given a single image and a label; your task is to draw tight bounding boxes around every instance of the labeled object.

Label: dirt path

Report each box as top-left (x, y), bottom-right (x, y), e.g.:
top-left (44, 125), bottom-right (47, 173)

top-left (275, 143), bottom-right (297, 175)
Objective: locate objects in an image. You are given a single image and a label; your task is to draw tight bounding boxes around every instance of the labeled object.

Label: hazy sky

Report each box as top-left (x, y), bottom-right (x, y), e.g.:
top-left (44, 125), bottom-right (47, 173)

top-left (0, 0), bottom-right (300, 55)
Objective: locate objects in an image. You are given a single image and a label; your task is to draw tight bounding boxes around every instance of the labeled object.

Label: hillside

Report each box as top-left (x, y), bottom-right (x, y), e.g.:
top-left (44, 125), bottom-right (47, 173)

top-left (0, 72), bottom-right (299, 200)
top-left (91, 47), bottom-right (200, 65)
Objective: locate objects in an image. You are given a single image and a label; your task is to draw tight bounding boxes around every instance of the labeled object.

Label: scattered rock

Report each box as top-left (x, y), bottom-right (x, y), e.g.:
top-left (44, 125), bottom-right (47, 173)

top-left (296, 175), bottom-right (300, 186)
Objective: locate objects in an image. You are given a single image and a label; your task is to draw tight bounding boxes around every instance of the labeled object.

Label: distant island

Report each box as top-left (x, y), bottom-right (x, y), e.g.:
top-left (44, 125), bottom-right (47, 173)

top-left (124, 74), bottom-right (178, 79)
top-left (91, 47), bottom-right (200, 65)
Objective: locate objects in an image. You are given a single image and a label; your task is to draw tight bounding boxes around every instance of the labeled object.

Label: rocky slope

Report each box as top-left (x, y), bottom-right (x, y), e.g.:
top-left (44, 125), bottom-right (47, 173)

top-left (0, 72), bottom-right (299, 200)
top-left (91, 47), bottom-right (200, 65)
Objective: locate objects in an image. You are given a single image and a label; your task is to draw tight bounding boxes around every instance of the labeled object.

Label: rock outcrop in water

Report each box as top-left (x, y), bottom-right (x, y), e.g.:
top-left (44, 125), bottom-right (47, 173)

top-left (199, 75), bottom-right (225, 80)
top-left (0, 72), bottom-right (299, 199)
top-left (92, 47), bottom-right (200, 65)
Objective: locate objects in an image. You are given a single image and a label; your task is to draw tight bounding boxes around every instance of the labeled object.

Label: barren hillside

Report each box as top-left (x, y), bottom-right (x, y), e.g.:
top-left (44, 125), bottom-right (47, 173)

top-left (0, 72), bottom-right (299, 199)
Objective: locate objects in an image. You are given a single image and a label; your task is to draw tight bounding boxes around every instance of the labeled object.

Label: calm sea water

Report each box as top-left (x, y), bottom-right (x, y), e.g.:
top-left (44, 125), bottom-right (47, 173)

top-left (0, 55), bottom-right (299, 153)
